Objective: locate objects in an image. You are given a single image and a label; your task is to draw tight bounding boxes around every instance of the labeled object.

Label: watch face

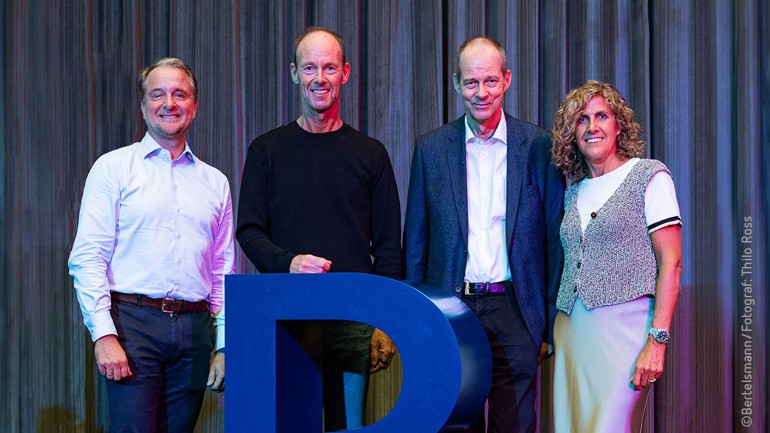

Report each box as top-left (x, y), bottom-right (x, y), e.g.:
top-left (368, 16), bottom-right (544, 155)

top-left (650, 328), bottom-right (670, 343)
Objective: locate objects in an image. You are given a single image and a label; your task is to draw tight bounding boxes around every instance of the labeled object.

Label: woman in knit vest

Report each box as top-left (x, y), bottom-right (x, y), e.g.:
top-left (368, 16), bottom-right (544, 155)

top-left (549, 80), bottom-right (683, 433)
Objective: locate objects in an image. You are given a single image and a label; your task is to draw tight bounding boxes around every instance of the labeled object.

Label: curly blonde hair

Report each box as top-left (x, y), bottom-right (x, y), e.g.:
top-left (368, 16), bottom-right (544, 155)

top-left (551, 80), bottom-right (646, 183)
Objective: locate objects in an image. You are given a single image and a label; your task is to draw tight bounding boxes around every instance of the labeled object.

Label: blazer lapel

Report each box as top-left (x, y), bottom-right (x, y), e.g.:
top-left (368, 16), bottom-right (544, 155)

top-left (505, 115), bottom-right (528, 244)
top-left (446, 118), bottom-right (469, 244)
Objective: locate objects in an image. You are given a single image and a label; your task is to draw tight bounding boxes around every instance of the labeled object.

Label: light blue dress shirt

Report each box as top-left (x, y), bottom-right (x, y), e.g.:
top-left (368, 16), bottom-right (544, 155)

top-left (68, 133), bottom-right (234, 350)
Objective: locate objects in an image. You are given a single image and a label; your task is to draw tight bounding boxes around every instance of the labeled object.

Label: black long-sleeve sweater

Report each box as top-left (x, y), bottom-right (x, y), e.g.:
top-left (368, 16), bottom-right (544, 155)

top-left (236, 121), bottom-right (402, 279)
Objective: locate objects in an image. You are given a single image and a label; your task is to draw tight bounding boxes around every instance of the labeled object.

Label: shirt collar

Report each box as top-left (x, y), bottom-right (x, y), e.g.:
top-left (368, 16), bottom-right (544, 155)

top-left (464, 112), bottom-right (507, 145)
top-left (139, 132), bottom-right (196, 163)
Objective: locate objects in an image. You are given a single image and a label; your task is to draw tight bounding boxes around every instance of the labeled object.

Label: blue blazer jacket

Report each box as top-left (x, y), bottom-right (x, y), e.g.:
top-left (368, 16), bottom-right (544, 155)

top-left (404, 114), bottom-right (565, 346)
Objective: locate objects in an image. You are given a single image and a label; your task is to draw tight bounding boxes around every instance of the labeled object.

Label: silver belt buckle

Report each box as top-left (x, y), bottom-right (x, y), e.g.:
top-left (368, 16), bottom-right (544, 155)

top-left (464, 282), bottom-right (489, 296)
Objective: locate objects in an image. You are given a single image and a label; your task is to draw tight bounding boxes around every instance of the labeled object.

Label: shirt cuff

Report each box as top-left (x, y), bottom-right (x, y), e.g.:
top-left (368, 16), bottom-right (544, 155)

top-left (89, 309), bottom-right (118, 342)
top-left (213, 306), bottom-right (225, 351)
top-left (215, 325), bottom-right (225, 351)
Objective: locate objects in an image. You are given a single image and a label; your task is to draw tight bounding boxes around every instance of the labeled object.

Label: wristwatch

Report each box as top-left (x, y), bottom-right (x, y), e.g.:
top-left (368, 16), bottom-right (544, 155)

top-left (649, 328), bottom-right (671, 344)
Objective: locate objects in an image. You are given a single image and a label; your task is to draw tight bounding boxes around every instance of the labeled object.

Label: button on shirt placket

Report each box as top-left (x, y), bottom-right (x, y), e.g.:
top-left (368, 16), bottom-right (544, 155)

top-left (168, 152), bottom-right (182, 301)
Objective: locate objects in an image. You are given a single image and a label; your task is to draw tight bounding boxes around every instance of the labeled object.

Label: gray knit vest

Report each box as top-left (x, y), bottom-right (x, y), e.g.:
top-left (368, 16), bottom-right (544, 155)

top-left (556, 159), bottom-right (672, 314)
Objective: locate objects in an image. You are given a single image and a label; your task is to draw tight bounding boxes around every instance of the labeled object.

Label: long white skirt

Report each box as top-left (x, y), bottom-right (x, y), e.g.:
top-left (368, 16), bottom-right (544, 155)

top-left (553, 296), bottom-right (654, 433)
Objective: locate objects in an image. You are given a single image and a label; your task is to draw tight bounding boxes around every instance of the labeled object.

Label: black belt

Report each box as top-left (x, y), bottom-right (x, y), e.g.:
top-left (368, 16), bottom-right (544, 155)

top-left (111, 292), bottom-right (209, 313)
top-left (463, 281), bottom-right (511, 296)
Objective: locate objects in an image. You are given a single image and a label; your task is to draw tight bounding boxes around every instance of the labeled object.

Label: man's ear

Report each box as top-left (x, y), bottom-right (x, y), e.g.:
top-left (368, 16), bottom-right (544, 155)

top-left (341, 62), bottom-right (351, 85)
top-left (452, 73), bottom-right (461, 95)
top-left (502, 69), bottom-right (512, 92)
top-left (290, 63), bottom-right (300, 84)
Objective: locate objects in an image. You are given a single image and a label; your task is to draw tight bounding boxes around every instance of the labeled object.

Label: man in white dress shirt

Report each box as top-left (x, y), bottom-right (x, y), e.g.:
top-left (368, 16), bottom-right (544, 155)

top-left (68, 58), bottom-right (234, 433)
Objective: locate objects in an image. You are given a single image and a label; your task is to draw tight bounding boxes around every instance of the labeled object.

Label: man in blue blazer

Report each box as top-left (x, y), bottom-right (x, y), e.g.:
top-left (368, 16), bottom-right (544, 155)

top-left (404, 37), bottom-right (564, 433)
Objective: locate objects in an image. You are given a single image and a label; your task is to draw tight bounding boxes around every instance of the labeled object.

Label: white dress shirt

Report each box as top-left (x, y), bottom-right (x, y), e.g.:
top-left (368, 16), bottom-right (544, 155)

top-left (68, 133), bottom-right (235, 349)
top-left (464, 114), bottom-right (512, 283)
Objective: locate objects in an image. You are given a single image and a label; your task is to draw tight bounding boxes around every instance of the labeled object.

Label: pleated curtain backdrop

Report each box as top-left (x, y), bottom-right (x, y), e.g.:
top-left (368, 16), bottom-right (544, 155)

top-left (1, 1), bottom-right (767, 432)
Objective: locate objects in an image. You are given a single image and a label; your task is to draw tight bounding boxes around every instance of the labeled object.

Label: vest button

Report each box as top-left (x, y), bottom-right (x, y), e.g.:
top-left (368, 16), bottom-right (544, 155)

top-left (590, 211), bottom-right (597, 218)
top-left (455, 285), bottom-right (462, 293)
top-left (576, 261), bottom-right (581, 268)
top-left (573, 286), bottom-right (578, 293)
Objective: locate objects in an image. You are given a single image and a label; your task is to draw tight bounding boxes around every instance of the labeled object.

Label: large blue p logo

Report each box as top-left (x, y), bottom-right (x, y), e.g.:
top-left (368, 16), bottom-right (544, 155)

top-left (226, 273), bottom-right (491, 432)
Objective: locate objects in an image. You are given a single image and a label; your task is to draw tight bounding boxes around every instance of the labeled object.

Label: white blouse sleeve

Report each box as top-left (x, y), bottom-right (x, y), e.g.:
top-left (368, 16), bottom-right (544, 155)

top-left (645, 171), bottom-right (683, 234)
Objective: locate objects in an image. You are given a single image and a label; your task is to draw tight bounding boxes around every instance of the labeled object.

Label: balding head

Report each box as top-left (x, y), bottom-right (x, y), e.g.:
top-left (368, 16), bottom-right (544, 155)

top-left (455, 37), bottom-right (508, 77)
top-left (293, 26), bottom-right (346, 67)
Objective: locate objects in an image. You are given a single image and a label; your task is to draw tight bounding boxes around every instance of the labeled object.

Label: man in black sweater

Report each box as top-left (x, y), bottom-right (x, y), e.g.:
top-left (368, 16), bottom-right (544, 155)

top-left (236, 26), bottom-right (402, 431)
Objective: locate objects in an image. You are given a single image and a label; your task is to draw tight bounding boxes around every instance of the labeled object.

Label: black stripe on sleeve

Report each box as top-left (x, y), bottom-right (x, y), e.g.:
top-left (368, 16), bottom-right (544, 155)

top-left (647, 216), bottom-right (682, 232)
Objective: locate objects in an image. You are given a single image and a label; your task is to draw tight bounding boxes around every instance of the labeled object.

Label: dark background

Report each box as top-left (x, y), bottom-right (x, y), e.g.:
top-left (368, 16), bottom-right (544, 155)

top-left (1, 0), bottom-right (768, 432)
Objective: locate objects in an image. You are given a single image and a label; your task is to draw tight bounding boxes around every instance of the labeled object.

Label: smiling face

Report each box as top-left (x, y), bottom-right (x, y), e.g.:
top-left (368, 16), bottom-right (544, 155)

top-left (453, 41), bottom-right (511, 130)
top-left (140, 66), bottom-right (198, 146)
top-left (290, 31), bottom-right (350, 116)
top-left (575, 96), bottom-right (620, 166)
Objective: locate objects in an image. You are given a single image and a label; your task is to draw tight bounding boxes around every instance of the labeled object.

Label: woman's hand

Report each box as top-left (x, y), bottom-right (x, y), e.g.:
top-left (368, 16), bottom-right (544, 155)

top-left (631, 337), bottom-right (666, 390)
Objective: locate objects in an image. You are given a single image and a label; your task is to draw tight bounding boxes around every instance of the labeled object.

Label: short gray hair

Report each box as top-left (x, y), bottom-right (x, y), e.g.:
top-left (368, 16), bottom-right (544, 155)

top-left (137, 57), bottom-right (198, 103)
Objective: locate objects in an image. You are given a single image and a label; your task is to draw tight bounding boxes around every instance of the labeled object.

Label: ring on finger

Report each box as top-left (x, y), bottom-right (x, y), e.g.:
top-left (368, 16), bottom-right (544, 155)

top-left (648, 378), bottom-right (656, 382)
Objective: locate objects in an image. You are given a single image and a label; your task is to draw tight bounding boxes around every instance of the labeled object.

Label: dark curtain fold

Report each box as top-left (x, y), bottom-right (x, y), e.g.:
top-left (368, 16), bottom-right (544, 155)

top-left (2, 1), bottom-right (767, 432)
